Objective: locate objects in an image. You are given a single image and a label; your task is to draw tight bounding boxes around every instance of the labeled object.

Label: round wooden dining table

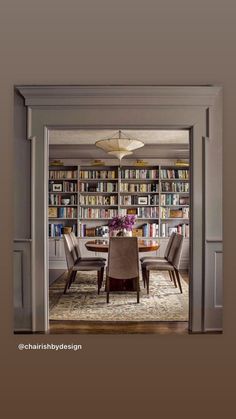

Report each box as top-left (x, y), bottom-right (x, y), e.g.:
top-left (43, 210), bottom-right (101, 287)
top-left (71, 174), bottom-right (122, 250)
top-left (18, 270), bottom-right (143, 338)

top-left (85, 239), bottom-right (160, 292)
top-left (85, 239), bottom-right (160, 253)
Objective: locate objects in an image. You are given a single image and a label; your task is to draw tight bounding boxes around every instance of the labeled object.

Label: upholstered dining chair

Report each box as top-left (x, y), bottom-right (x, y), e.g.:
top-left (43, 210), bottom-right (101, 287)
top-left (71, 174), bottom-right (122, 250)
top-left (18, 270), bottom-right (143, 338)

top-left (106, 237), bottom-right (140, 304)
top-left (140, 232), bottom-right (176, 264)
top-left (140, 232), bottom-right (176, 287)
top-left (69, 232), bottom-right (106, 262)
top-left (141, 233), bottom-right (184, 294)
top-left (63, 233), bottom-right (105, 295)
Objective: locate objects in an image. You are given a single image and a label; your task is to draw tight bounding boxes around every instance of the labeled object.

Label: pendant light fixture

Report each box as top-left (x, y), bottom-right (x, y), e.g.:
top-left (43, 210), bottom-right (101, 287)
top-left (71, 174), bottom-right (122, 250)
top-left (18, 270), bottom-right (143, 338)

top-left (95, 130), bottom-right (144, 161)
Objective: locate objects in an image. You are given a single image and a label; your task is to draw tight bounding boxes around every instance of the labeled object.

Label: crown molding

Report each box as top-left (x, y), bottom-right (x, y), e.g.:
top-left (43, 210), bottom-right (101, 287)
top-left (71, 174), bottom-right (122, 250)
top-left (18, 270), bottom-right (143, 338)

top-left (16, 85), bottom-right (222, 107)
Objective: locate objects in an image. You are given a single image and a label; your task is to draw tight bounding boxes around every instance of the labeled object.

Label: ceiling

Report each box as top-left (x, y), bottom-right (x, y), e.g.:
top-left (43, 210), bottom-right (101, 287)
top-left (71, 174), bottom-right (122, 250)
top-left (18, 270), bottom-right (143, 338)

top-left (49, 129), bottom-right (189, 145)
top-left (49, 129), bottom-right (189, 160)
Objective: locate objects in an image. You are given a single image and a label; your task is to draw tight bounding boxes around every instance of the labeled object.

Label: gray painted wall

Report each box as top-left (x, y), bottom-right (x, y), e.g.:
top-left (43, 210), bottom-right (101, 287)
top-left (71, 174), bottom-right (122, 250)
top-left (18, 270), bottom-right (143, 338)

top-left (0, 2), bottom-right (235, 417)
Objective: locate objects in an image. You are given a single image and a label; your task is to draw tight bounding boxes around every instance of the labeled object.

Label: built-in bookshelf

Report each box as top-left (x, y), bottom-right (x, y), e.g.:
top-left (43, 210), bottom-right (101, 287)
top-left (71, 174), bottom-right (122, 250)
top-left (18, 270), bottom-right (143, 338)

top-left (160, 166), bottom-right (190, 237)
top-left (48, 166), bottom-right (79, 238)
top-left (48, 163), bottom-right (190, 239)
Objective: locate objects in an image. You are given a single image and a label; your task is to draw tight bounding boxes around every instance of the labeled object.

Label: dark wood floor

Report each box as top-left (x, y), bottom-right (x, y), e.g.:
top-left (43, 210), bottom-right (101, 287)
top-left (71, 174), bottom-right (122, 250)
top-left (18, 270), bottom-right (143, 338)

top-left (49, 270), bottom-right (189, 334)
top-left (49, 320), bottom-right (189, 334)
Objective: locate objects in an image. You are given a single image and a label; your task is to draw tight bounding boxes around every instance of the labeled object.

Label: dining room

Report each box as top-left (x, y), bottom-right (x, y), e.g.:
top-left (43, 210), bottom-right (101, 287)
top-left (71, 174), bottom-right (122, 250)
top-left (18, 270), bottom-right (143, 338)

top-left (48, 129), bottom-right (190, 333)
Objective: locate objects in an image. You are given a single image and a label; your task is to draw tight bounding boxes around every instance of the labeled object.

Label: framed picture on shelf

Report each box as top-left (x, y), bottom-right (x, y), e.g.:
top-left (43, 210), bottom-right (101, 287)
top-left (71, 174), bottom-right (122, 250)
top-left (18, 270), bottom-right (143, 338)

top-left (127, 208), bottom-right (137, 215)
top-left (48, 207), bottom-right (57, 218)
top-left (138, 196), bottom-right (148, 205)
top-left (52, 183), bottom-right (62, 192)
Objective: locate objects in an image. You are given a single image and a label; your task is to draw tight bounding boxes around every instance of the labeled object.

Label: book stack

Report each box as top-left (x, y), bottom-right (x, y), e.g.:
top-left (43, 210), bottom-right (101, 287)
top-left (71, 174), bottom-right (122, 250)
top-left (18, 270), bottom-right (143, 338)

top-left (161, 181), bottom-right (189, 193)
top-left (79, 182), bottom-right (117, 192)
top-left (121, 169), bottom-right (158, 179)
top-left (49, 170), bottom-right (77, 179)
top-left (160, 194), bottom-right (180, 205)
top-left (160, 169), bottom-right (189, 179)
top-left (80, 170), bottom-right (117, 179)
top-left (120, 183), bottom-right (159, 193)
top-left (79, 208), bottom-right (118, 219)
top-left (80, 195), bottom-right (118, 206)
top-left (142, 223), bottom-right (159, 238)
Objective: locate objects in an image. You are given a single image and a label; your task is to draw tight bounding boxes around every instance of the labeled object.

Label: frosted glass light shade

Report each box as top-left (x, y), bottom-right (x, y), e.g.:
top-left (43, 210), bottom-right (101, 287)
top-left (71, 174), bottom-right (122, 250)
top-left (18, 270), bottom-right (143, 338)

top-left (95, 131), bottom-right (144, 161)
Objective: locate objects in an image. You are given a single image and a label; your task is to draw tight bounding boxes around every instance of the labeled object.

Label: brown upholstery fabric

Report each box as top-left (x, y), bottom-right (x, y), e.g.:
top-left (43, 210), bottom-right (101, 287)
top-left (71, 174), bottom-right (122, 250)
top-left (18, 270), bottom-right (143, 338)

top-left (69, 232), bottom-right (81, 259)
top-left (140, 232), bottom-right (176, 263)
top-left (63, 234), bottom-right (77, 270)
top-left (63, 233), bottom-right (106, 295)
top-left (107, 237), bottom-right (139, 280)
top-left (167, 233), bottom-right (183, 265)
top-left (142, 234), bottom-right (183, 271)
top-left (69, 232), bottom-right (106, 262)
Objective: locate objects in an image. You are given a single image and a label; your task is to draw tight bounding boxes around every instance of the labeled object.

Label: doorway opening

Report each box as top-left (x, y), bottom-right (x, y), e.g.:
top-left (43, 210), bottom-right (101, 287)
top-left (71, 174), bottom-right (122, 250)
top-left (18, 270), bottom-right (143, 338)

top-left (14, 85), bottom-right (223, 334)
top-left (48, 128), bottom-right (190, 333)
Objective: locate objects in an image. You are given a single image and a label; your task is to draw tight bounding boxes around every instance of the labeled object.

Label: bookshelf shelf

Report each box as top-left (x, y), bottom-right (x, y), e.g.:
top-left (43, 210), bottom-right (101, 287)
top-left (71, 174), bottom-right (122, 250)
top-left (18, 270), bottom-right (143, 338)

top-left (49, 205), bottom-right (78, 207)
top-left (49, 218), bottom-right (78, 220)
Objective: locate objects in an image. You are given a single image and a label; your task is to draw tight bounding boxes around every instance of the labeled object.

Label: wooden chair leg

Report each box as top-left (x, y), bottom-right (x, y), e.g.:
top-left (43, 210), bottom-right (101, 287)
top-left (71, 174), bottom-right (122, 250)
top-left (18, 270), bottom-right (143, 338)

top-left (175, 269), bottom-right (183, 294)
top-left (97, 271), bottom-right (100, 294)
top-left (106, 276), bottom-right (110, 303)
top-left (64, 269), bottom-right (73, 294)
top-left (171, 270), bottom-right (177, 288)
top-left (100, 267), bottom-right (104, 290)
top-left (142, 267), bottom-right (146, 288)
top-left (137, 278), bottom-right (140, 303)
top-left (72, 271), bottom-right (77, 283)
top-left (68, 271), bottom-right (76, 289)
top-left (168, 271), bottom-right (172, 282)
top-left (146, 270), bottom-right (150, 294)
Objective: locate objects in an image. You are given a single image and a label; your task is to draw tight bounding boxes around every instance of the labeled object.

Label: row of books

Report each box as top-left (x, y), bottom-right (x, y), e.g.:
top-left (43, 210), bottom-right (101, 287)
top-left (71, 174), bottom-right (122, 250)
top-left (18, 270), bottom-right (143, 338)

top-left (120, 183), bottom-right (159, 193)
top-left (161, 181), bottom-right (189, 193)
top-left (160, 223), bottom-right (190, 238)
top-left (120, 195), bottom-right (159, 206)
top-left (160, 194), bottom-right (189, 206)
top-left (49, 207), bottom-right (77, 219)
top-left (79, 182), bottom-right (118, 192)
top-left (142, 223), bottom-right (159, 238)
top-left (160, 169), bottom-right (189, 180)
top-left (78, 223), bottom-right (109, 238)
top-left (160, 207), bottom-right (189, 219)
top-left (121, 169), bottom-right (159, 179)
top-left (79, 208), bottom-right (118, 219)
top-left (80, 195), bottom-right (118, 206)
top-left (48, 194), bottom-right (77, 206)
top-left (49, 223), bottom-right (77, 238)
top-left (120, 207), bottom-right (159, 218)
top-left (49, 170), bottom-right (78, 179)
top-left (49, 181), bottom-right (78, 192)
top-left (80, 170), bottom-right (117, 179)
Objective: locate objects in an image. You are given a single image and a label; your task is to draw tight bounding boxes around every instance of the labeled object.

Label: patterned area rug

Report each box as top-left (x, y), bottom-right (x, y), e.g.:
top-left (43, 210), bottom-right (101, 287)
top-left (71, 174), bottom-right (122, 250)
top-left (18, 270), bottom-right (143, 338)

top-left (49, 271), bottom-right (188, 321)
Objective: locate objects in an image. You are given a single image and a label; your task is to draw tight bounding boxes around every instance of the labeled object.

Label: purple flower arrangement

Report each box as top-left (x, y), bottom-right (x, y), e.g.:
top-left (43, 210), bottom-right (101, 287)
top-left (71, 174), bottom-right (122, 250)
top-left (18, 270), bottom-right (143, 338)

top-left (108, 214), bottom-right (136, 232)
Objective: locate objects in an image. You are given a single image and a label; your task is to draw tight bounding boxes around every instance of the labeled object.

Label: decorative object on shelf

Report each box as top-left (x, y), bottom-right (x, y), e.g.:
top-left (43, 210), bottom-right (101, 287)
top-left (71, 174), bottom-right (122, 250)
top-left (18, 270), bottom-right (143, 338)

top-left (48, 207), bottom-right (57, 218)
top-left (138, 196), bottom-right (148, 205)
top-left (134, 159), bottom-right (148, 166)
top-left (61, 198), bottom-right (70, 205)
top-left (108, 214), bottom-right (136, 237)
top-left (95, 130), bottom-right (144, 161)
top-left (91, 159), bottom-right (106, 166)
top-left (62, 226), bottom-right (73, 234)
top-left (175, 160), bottom-right (189, 167)
top-left (52, 183), bottom-right (62, 192)
top-left (49, 160), bottom-right (64, 166)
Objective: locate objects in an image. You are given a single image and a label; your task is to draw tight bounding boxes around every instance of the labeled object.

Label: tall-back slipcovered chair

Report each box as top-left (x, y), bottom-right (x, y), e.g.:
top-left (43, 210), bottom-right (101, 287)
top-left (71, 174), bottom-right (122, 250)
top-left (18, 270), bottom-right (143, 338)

top-left (63, 234), bottom-right (105, 295)
top-left (69, 232), bottom-right (106, 262)
top-left (141, 233), bottom-right (184, 294)
top-left (140, 232), bottom-right (176, 264)
top-left (106, 237), bottom-right (140, 303)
